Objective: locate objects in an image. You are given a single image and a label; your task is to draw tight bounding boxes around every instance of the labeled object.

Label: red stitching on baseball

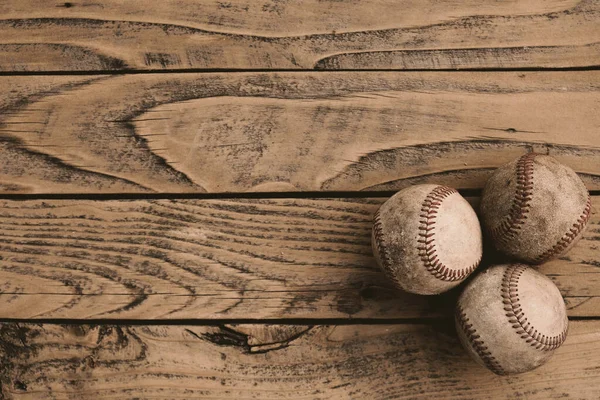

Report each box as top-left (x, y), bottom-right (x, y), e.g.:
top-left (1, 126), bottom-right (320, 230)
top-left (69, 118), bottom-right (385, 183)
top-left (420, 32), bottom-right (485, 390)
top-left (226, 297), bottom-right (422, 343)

top-left (373, 208), bottom-right (403, 288)
top-left (501, 265), bottom-right (567, 351)
top-left (532, 195), bottom-right (592, 264)
top-left (417, 186), bottom-right (480, 281)
top-left (489, 153), bottom-right (537, 247)
top-left (456, 304), bottom-right (505, 375)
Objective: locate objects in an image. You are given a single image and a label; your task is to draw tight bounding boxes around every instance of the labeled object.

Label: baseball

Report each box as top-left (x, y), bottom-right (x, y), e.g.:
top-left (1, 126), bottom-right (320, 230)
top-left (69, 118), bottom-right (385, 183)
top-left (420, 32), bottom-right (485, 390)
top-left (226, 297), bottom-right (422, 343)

top-left (455, 264), bottom-right (568, 375)
top-left (372, 184), bottom-right (482, 295)
top-left (480, 153), bottom-right (591, 264)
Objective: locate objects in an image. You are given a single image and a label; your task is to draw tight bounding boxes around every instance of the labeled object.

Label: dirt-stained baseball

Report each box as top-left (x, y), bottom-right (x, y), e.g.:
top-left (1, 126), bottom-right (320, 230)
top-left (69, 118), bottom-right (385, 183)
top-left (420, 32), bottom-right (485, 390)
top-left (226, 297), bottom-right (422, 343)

top-left (372, 184), bottom-right (482, 295)
top-left (455, 264), bottom-right (568, 375)
top-left (480, 153), bottom-right (590, 264)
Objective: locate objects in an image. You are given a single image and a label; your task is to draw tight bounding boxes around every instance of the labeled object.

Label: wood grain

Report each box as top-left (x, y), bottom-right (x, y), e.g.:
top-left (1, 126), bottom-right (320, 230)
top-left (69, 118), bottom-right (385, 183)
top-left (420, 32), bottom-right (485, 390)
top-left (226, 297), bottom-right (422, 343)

top-left (0, 0), bottom-right (598, 71)
top-left (1, 321), bottom-right (599, 399)
top-left (0, 196), bottom-right (598, 320)
top-left (2, 71), bottom-right (600, 194)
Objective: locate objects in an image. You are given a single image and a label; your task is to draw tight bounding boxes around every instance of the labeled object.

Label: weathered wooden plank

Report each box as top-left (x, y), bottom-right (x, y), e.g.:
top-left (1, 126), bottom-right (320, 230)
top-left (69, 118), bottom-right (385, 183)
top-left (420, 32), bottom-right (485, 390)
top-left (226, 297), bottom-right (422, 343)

top-left (0, 0), bottom-right (598, 71)
top-left (1, 71), bottom-right (599, 194)
top-left (0, 321), bottom-right (598, 399)
top-left (0, 196), bottom-right (597, 319)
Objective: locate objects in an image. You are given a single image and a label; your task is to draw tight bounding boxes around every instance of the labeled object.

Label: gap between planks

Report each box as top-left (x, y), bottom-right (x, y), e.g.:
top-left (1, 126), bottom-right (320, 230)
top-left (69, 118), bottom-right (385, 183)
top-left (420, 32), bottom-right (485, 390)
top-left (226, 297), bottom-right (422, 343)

top-left (0, 66), bottom-right (599, 76)
top-left (0, 189), bottom-right (473, 201)
top-left (0, 189), bottom-right (598, 201)
top-left (0, 316), bottom-right (597, 327)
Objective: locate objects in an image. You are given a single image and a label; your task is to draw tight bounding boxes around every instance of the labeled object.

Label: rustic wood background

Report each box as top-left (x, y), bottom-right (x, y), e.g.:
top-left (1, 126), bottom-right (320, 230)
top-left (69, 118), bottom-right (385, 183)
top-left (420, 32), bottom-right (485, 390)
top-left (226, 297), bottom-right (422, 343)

top-left (0, 1), bottom-right (598, 398)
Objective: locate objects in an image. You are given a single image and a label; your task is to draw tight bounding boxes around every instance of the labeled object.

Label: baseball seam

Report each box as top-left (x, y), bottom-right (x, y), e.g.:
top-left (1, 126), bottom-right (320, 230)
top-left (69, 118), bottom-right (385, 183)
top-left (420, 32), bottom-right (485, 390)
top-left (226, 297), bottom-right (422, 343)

top-left (372, 208), bottom-right (403, 288)
top-left (489, 152), bottom-right (536, 247)
top-left (502, 265), bottom-right (568, 351)
top-left (532, 195), bottom-right (592, 264)
top-left (456, 304), bottom-right (506, 375)
top-left (417, 186), bottom-right (480, 282)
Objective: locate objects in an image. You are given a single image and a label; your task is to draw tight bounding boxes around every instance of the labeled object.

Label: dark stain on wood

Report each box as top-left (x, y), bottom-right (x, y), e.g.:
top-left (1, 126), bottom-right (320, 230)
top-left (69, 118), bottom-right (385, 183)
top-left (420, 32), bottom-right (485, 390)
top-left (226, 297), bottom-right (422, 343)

top-left (144, 53), bottom-right (182, 68)
top-left (201, 325), bottom-right (251, 352)
top-left (0, 43), bottom-right (128, 71)
top-left (314, 43), bottom-right (600, 70)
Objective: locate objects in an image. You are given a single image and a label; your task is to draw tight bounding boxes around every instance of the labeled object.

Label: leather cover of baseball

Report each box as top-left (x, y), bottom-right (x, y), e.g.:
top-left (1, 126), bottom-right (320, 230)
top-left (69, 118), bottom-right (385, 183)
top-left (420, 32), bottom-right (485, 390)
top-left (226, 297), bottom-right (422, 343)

top-left (372, 184), bottom-right (482, 295)
top-left (456, 264), bottom-right (568, 375)
top-left (480, 153), bottom-right (591, 264)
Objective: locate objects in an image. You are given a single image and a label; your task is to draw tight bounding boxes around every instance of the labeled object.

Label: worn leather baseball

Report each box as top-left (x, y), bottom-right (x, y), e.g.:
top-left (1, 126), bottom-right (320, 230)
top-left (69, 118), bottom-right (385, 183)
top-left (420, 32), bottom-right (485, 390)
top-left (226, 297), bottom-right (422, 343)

top-left (456, 264), bottom-right (568, 375)
top-left (480, 153), bottom-right (591, 264)
top-left (372, 184), bottom-right (482, 295)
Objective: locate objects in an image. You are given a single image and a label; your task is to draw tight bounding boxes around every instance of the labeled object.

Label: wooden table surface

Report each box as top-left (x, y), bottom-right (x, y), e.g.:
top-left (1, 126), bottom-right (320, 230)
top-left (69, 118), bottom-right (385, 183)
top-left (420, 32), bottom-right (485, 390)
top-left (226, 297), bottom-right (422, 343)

top-left (0, 1), bottom-right (599, 398)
